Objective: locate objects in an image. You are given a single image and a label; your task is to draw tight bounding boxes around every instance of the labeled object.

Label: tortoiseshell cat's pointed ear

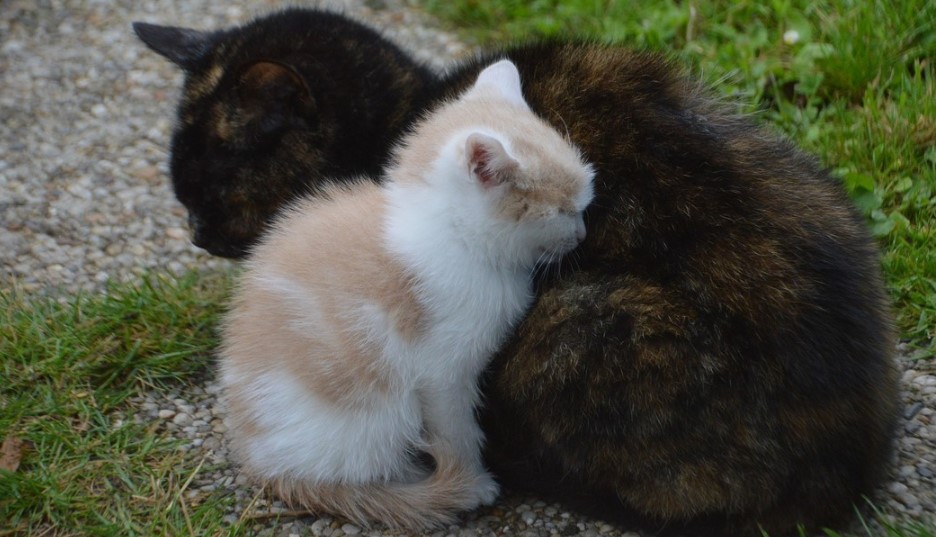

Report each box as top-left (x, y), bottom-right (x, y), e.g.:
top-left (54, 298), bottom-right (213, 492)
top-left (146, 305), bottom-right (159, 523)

top-left (236, 61), bottom-right (316, 133)
top-left (132, 22), bottom-right (213, 71)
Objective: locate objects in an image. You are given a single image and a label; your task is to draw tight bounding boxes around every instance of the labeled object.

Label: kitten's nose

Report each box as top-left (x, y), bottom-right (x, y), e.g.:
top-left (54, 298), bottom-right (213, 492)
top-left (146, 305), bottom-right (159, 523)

top-left (576, 217), bottom-right (587, 242)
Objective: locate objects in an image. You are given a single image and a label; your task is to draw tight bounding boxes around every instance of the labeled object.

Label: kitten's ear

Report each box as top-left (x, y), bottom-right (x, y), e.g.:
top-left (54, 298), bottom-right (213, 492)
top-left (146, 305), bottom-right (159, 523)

top-left (237, 62), bottom-right (315, 132)
top-left (466, 133), bottom-right (518, 188)
top-left (469, 59), bottom-right (528, 109)
top-left (132, 22), bottom-right (213, 71)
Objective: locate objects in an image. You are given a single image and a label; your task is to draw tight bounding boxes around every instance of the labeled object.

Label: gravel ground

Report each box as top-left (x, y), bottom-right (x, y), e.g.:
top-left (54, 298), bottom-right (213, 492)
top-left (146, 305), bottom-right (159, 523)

top-left (1, 1), bottom-right (933, 535)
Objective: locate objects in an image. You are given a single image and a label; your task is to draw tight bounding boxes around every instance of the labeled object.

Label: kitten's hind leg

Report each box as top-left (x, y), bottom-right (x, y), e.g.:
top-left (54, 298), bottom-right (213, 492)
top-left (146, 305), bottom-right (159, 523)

top-left (419, 382), bottom-right (500, 506)
top-left (470, 469), bottom-right (500, 506)
top-left (393, 445), bottom-right (435, 483)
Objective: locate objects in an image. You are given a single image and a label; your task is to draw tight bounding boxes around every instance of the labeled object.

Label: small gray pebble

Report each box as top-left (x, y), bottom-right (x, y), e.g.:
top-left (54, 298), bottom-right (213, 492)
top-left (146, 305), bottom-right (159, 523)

top-left (310, 519), bottom-right (330, 535)
top-left (172, 413), bottom-right (193, 427)
top-left (905, 401), bottom-right (924, 419)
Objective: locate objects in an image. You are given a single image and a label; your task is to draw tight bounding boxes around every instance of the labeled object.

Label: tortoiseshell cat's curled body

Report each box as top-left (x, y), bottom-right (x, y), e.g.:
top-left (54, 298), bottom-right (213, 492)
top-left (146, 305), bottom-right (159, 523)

top-left (135, 10), bottom-right (899, 536)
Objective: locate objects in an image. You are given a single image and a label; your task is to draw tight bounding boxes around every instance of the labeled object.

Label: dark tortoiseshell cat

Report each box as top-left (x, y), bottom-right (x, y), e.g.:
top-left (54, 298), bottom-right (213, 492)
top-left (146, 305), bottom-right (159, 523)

top-left (135, 9), bottom-right (899, 536)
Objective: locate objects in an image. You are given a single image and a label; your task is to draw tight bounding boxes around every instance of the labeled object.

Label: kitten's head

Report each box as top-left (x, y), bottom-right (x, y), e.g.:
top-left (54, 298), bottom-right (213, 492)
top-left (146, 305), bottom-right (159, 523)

top-left (403, 60), bottom-right (595, 268)
top-left (133, 10), bottom-right (432, 258)
top-left (466, 127), bottom-right (594, 267)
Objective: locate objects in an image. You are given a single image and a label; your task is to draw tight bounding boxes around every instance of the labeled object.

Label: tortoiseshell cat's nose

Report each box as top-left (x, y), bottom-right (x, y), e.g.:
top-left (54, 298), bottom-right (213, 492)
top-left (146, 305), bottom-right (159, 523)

top-left (193, 233), bottom-right (249, 258)
top-left (188, 213), bottom-right (207, 246)
top-left (187, 213), bottom-right (248, 258)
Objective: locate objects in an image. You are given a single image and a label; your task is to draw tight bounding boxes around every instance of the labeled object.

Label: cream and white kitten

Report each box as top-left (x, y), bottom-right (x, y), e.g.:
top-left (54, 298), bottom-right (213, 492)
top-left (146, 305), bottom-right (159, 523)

top-left (220, 59), bottom-right (595, 529)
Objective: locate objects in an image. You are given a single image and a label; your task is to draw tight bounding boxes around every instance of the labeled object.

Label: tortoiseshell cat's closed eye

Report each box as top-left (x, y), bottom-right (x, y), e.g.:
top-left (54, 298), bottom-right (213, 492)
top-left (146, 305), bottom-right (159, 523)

top-left (135, 9), bottom-right (899, 536)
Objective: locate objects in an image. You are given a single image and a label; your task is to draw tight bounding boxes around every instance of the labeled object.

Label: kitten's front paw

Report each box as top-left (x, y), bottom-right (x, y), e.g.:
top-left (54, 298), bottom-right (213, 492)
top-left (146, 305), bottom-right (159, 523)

top-left (472, 472), bottom-right (500, 506)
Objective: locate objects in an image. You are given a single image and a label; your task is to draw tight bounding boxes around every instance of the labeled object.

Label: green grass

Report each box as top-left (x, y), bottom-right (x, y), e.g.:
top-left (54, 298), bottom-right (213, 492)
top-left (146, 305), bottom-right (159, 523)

top-left (0, 272), bottom-right (243, 536)
top-left (422, 0), bottom-right (936, 347)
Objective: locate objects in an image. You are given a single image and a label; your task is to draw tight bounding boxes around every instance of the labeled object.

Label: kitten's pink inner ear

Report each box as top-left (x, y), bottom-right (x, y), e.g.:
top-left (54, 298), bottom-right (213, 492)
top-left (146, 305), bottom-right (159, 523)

top-left (466, 133), bottom-right (517, 188)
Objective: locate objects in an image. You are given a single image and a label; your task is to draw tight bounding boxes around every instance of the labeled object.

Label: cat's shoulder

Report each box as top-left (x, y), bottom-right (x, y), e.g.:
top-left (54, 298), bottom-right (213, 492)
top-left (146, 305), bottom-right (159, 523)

top-left (279, 178), bottom-right (384, 226)
top-left (253, 179), bottom-right (386, 258)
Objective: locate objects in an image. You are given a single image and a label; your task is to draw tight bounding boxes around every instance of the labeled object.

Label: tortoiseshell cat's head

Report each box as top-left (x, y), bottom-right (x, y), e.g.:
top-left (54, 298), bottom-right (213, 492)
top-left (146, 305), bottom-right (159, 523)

top-left (134, 9), bottom-right (434, 257)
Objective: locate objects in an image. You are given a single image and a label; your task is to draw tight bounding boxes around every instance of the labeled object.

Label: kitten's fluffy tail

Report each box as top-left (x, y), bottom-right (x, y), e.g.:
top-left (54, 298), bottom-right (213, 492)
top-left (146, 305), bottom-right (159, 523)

top-left (265, 448), bottom-right (489, 529)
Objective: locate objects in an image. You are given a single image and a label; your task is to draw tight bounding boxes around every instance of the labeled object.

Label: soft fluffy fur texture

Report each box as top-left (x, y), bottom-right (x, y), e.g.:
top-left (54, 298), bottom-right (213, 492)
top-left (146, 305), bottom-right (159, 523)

top-left (137, 10), bottom-right (899, 535)
top-left (219, 60), bottom-right (594, 529)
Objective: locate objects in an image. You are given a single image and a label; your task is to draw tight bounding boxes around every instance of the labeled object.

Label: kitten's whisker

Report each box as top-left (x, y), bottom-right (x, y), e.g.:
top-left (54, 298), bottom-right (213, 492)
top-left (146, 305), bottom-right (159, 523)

top-left (570, 250), bottom-right (583, 273)
top-left (535, 250), bottom-right (550, 269)
top-left (554, 252), bottom-right (565, 280)
top-left (549, 106), bottom-right (572, 141)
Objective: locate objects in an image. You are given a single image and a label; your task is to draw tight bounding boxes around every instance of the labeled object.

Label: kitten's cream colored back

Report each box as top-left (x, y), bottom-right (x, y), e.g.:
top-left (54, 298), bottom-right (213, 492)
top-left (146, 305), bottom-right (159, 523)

top-left (224, 182), bottom-right (420, 414)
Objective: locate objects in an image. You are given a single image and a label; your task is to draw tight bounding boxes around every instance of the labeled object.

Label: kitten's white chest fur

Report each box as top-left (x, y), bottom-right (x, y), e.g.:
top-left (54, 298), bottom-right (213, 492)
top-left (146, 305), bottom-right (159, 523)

top-left (382, 174), bottom-right (533, 378)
